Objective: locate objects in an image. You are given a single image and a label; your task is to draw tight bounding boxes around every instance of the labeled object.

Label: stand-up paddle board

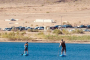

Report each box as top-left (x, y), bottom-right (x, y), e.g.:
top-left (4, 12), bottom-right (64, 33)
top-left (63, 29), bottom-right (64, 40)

top-left (21, 54), bottom-right (29, 56)
top-left (60, 55), bottom-right (66, 57)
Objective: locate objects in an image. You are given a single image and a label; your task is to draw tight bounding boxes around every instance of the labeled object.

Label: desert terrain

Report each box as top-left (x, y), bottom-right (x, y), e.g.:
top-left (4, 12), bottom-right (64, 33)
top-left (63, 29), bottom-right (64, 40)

top-left (0, 0), bottom-right (90, 29)
top-left (0, 0), bottom-right (90, 43)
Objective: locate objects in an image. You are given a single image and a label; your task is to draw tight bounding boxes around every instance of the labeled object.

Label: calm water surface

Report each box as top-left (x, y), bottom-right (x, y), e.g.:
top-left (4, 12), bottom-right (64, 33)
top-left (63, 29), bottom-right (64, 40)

top-left (0, 42), bottom-right (90, 60)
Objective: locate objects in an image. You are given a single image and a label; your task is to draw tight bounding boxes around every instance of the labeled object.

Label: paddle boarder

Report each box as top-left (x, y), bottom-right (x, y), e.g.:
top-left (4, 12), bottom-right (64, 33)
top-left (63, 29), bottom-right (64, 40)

top-left (59, 39), bottom-right (66, 55)
top-left (24, 42), bottom-right (28, 54)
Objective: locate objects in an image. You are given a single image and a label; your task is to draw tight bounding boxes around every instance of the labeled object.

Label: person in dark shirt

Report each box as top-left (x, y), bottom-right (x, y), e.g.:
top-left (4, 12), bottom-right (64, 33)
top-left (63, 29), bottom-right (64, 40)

top-left (24, 42), bottom-right (28, 54)
top-left (59, 39), bottom-right (66, 55)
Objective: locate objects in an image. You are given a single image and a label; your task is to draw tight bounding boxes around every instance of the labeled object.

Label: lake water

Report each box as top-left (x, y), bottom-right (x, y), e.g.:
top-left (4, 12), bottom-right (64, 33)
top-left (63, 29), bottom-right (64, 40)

top-left (0, 42), bottom-right (90, 60)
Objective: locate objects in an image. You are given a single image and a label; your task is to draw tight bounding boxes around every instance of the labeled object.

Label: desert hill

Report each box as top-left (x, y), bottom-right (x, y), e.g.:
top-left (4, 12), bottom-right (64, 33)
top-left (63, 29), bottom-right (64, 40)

top-left (0, 0), bottom-right (87, 4)
top-left (0, 0), bottom-right (90, 28)
top-left (0, 0), bottom-right (60, 4)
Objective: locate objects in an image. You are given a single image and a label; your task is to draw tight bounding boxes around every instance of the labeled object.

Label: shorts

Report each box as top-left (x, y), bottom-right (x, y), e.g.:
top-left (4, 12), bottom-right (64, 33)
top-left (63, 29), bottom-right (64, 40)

top-left (61, 47), bottom-right (66, 52)
top-left (25, 48), bottom-right (28, 51)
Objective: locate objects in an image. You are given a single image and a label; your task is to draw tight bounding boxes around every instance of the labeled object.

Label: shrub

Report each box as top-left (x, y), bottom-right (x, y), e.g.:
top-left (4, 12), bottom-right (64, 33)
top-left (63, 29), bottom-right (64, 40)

top-left (28, 29), bottom-right (33, 32)
top-left (1, 32), bottom-right (31, 40)
top-left (47, 30), bottom-right (52, 32)
top-left (45, 34), bottom-right (62, 40)
top-left (36, 25), bottom-right (38, 26)
top-left (72, 29), bottom-right (84, 34)
top-left (76, 29), bottom-right (83, 33)
top-left (31, 24), bottom-right (33, 26)
top-left (0, 33), bottom-right (1, 36)
top-left (25, 21), bottom-right (27, 23)
top-left (33, 29), bottom-right (39, 32)
top-left (8, 32), bottom-right (15, 36)
top-left (11, 27), bottom-right (19, 31)
top-left (53, 29), bottom-right (62, 35)
top-left (16, 31), bottom-right (19, 35)
top-left (21, 31), bottom-right (26, 35)
top-left (0, 33), bottom-right (1, 38)
top-left (42, 5), bottom-right (44, 6)
top-left (62, 29), bottom-right (70, 35)
top-left (38, 32), bottom-right (44, 35)
top-left (36, 32), bottom-right (45, 39)
top-left (44, 34), bottom-right (90, 41)
top-left (46, 12), bottom-right (49, 13)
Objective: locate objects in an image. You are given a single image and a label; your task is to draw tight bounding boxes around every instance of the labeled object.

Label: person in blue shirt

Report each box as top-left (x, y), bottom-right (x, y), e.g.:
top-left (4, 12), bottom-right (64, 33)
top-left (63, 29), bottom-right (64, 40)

top-left (24, 42), bottom-right (28, 54)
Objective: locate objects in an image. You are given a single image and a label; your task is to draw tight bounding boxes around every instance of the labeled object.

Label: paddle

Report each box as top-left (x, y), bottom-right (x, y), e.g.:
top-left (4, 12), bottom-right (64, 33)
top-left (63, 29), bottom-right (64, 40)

top-left (57, 47), bottom-right (60, 56)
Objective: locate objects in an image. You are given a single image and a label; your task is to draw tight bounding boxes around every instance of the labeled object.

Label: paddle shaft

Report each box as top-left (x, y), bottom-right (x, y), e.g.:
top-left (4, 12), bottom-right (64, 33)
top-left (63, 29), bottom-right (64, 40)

top-left (57, 47), bottom-right (60, 56)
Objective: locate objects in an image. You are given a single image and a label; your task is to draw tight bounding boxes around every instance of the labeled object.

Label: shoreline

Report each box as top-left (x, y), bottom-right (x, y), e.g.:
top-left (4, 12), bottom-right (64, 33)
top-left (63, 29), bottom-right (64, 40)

top-left (0, 38), bottom-right (90, 44)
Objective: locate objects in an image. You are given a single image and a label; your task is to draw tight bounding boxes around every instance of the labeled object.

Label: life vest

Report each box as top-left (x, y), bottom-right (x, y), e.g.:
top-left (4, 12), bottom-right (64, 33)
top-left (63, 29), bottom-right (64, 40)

top-left (61, 42), bottom-right (66, 47)
top-left (25, 44), bottom-right (28, 48)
